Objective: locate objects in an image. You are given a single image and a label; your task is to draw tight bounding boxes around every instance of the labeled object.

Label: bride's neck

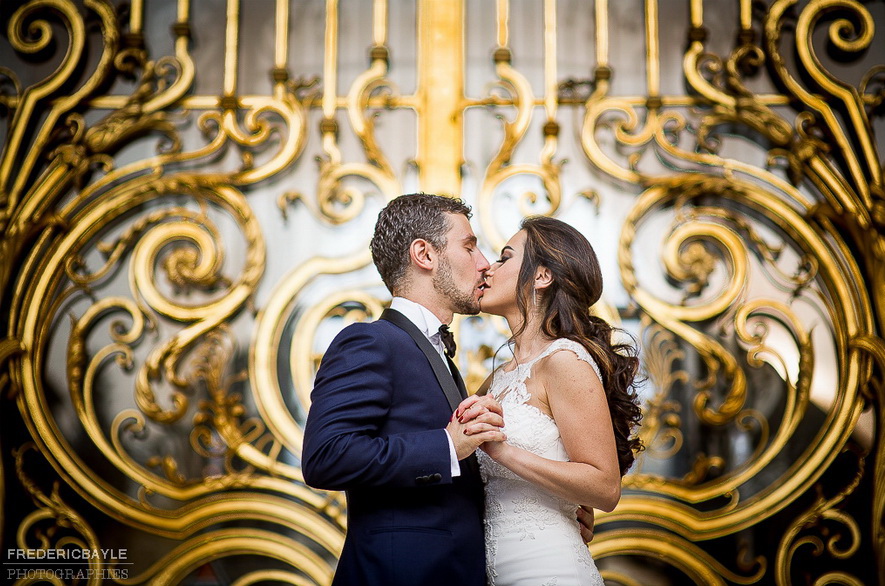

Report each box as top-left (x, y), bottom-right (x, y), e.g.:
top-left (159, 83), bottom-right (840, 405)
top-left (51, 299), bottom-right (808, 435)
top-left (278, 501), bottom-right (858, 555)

top-left (510, 318), bottom-right (553, 363)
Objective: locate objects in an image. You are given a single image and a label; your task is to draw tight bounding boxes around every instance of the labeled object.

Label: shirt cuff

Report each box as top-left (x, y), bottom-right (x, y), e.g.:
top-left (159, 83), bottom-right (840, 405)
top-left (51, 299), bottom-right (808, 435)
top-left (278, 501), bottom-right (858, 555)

top-left (445, 430), bottom-right (461, 477)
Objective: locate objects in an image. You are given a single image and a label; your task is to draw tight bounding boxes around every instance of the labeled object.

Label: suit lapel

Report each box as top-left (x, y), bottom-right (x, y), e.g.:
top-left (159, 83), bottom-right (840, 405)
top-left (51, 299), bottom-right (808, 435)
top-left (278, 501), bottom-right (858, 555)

top-left (380, 309), bottom-right (464, 412)
top-left (448, 356), bottom-right (468, 400)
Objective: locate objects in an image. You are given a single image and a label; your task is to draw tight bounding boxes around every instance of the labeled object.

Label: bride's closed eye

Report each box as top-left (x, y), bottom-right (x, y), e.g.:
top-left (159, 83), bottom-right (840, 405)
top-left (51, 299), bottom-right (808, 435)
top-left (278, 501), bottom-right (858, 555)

top-left (494, 246), bottom-right (514, 265)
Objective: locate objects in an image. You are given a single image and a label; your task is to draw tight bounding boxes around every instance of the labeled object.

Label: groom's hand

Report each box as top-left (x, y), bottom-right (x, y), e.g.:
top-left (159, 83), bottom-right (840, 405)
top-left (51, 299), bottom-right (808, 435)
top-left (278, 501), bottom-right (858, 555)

top-left (446, 395), bottom-right (505, 460)
top-left (577, 506), bottom-right (595, 543)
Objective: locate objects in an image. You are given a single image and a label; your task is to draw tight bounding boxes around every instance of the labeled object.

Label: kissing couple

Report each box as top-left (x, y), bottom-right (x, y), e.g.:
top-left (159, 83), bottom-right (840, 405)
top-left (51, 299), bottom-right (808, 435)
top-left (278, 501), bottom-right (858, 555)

top-left (303, 193), bottom-right (642, 585)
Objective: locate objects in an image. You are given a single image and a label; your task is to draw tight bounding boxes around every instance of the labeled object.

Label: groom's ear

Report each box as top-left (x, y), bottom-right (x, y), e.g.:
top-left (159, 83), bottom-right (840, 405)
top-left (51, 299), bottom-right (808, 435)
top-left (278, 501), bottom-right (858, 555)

top-left (534, 266), bottom-right (553, 290)
top-left (409, 238), bottom-right (436, 271)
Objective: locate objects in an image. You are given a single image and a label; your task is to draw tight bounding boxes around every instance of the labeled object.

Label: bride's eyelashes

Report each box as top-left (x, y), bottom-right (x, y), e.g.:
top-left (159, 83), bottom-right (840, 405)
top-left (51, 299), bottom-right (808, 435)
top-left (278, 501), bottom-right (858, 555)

top-left (493, 245), bottom-right (515, 266)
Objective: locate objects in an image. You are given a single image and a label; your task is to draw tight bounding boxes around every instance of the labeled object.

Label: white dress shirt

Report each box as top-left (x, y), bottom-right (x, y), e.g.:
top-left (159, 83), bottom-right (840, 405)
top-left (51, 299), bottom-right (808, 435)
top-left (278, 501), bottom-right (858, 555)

top-left (389, 297), bottom-right (462, 477)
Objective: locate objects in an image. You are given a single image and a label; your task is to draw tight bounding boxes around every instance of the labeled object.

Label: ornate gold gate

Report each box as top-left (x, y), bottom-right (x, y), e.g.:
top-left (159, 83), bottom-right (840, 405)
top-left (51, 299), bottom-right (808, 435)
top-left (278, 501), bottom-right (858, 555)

top-left (1, 0), bottom-right (883, 584)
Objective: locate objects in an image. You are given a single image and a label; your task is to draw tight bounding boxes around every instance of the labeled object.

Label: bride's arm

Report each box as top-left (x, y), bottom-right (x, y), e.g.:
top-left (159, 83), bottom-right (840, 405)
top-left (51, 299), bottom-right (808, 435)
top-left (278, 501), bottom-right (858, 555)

top-left (479, 349), bottom-right (622, 511)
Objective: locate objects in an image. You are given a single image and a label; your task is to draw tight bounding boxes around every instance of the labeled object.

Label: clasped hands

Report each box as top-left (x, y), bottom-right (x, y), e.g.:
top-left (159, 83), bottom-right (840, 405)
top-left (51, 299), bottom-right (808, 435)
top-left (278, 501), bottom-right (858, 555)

top-left (444, 394), bottom-right (506, 461)
top-left (443, 394), bottom-right (596, 544)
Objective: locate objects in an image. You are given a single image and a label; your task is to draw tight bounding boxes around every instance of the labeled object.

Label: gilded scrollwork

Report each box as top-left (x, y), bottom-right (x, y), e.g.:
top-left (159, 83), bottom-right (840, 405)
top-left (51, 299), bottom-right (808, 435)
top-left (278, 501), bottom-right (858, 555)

top-left (474, 1), bottom-right (568, 252)
top-left (478, 45), bottom-right (563, 251)
top-left (610, 174), bottom-right (870, 543)
top-left (592, 527), bottom-right (766, 585)
top-left (774, 446), bottom-right (866, 585)
top-left (631, 320), bottom-right (687, 464)
top-left (301, 7), bottom-right (401, 228)
top-left (1, 0), bottom-right (882, 584)
top-left (250, 253), bottom-right (378, 463)
top-left (2, 0), bottom-right (341, 580)
top-left (13, 443), bottom-right (110, 582)
top-left (1, 0), bottom-right (117, 297)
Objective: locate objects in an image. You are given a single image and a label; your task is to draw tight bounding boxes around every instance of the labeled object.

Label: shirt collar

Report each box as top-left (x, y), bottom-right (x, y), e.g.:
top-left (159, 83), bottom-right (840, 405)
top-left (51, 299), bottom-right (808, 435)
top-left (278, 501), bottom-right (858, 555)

top-left (390, 297), bottom-right (444, 341)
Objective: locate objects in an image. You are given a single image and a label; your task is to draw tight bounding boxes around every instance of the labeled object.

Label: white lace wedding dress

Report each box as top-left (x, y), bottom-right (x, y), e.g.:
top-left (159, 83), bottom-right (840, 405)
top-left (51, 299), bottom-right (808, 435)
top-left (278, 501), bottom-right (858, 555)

top-left (477, 338), bottom-right (605, 586)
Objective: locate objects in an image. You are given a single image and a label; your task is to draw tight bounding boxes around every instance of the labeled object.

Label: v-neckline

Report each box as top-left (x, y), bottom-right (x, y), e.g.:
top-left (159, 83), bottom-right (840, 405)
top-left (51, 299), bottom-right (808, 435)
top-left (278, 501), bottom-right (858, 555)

top-left (500, 338), bottom-right (558, 374)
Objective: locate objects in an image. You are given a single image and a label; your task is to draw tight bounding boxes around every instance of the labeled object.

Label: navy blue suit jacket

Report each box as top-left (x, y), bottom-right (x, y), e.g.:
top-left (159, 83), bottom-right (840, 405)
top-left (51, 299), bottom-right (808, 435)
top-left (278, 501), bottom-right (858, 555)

top-left (302, 309), bottom-right (485, 586)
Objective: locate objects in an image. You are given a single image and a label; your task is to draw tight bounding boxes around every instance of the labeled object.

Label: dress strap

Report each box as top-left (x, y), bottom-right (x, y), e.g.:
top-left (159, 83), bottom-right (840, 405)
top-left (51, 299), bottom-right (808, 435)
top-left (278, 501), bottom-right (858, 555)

top-left (536, 338), bottom-right (604, 384)
top-left (493, 339), bottom-right (604, 405)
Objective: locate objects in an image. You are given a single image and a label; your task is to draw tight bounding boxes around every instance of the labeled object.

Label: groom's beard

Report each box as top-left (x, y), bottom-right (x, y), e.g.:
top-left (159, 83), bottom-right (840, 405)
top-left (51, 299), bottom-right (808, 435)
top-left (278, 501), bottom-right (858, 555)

top-left (433, 256), bottom-right (481, 315)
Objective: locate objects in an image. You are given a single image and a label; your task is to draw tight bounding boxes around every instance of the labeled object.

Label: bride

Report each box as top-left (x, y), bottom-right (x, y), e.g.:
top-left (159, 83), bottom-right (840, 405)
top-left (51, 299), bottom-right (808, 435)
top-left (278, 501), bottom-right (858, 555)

top-left (471, 216), bottom-right (643, 586)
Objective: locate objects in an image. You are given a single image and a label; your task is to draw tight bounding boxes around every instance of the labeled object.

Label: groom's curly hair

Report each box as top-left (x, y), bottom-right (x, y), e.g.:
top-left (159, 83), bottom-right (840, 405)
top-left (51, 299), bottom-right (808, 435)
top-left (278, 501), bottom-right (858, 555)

top-left (370, 193), bottom-right (472, 294)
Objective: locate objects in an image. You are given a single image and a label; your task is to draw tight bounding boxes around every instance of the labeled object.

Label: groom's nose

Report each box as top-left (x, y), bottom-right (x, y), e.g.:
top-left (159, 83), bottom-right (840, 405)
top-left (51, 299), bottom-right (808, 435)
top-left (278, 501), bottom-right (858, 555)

top-left (476, 252), bottom-right (490, 272)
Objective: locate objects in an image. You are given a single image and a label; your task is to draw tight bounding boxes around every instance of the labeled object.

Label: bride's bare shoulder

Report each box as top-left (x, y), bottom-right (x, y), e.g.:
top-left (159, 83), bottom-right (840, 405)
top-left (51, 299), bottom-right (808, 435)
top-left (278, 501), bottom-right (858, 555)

top-left (535, 345), bottom-right (602, 390)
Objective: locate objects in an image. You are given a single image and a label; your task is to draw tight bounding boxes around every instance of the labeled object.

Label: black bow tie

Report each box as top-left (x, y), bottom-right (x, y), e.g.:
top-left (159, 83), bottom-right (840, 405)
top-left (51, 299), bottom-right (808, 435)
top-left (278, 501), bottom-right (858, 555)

top-left (438, 325), bottom-right (457, 358)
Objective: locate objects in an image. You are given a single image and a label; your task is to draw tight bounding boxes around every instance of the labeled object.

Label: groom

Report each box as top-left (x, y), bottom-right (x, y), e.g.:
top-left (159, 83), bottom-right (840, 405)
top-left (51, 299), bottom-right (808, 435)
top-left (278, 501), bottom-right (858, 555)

top-left (302, 193), bottom-right (506, 585)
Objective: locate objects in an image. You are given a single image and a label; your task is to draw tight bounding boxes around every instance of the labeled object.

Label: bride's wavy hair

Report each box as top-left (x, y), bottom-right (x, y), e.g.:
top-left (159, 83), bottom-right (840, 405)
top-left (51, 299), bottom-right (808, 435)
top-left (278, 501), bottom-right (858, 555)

top-left (514, 216), bottom-right (643, 475)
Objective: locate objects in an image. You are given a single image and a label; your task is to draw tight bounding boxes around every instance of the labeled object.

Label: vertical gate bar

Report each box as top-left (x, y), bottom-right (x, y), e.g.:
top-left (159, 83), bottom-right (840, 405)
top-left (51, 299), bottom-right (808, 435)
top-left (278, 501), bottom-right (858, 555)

top-left (645, 0), bottom-right (660, 99)
top-left (544, 0), bottom-right (557, 120)
top-left (416, 0), bottom-right (465, 196)
top-left (224, 0), bottom-right (240, 98)
top-left (374, 0), bottom-right (388, 46)
top-left (130, 0), bottom-right (143, 34)
top-left (275, 0), bottom-right (289, 75)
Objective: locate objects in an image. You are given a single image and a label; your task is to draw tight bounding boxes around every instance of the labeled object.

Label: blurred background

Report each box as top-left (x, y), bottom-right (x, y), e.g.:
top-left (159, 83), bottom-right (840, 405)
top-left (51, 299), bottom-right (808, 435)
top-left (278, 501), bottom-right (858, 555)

top-left (1, 0), bottom-right (883, 584)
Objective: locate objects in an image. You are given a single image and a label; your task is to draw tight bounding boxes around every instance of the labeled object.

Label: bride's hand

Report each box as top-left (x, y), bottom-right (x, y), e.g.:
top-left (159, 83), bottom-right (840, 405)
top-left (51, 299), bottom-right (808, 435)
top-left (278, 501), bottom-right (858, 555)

top-left (480, 438), bottom-right (508, 460)
top-left (447, 395), bottom-right (506, 460)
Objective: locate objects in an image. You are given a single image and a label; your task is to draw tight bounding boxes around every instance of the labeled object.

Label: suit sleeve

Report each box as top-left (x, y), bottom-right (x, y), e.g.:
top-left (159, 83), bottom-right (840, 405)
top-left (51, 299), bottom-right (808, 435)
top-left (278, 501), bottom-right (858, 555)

top-left (301, 323), bottom-right (452, 490)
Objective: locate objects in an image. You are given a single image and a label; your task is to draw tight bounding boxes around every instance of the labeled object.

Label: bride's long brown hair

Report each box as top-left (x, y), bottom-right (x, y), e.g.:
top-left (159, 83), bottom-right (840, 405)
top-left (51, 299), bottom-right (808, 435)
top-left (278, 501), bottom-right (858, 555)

top-left (514, 216), bottom-right (643, 475)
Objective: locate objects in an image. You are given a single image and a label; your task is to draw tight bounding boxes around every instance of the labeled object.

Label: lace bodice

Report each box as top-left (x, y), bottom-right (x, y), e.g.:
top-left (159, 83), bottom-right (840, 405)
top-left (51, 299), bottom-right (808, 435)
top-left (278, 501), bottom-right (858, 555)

top-left (477, 338), bottom-right (604, 586)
